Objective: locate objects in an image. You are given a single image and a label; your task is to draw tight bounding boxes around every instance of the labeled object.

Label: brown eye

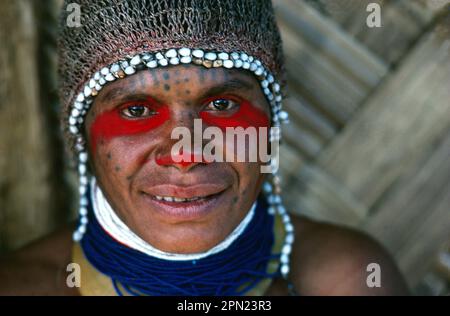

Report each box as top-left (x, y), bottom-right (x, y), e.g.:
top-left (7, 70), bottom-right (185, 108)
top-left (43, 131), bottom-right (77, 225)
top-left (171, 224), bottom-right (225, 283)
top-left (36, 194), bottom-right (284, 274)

top-left (121, 105), bottom-right (154, 118)
top-left (207, 99), bottom-right (238, 111)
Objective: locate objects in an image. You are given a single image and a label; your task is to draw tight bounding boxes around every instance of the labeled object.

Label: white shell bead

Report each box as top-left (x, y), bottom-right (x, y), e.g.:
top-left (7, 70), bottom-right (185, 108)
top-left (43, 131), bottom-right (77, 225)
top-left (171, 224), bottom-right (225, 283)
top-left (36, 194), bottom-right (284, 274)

top-left (285, 223), bottom-right (294, 233)
top-left (263, 182), bottom-right (272, 193)
top-left (279, 111), bottom-right (289, 121)
top-left (80, 206), bottom-right (88, 216)
top-left (73, 231), bottom-right (82, 242)
top-left (234, 59), bottom-right (243, 68)
top-left (130, 55), bottom-right (141, 66)
top-left (84, 86), bottom-right (92, 97)
top-left (155, 52), bottom-right (164, 60)
top-left (178, 47), bottom-right (191, 57)
top-left (231, 52), bottom-right (240, 60)
top-left (100, 67), bottom-right (110, 75)
top-left (169, 57), bottom-right (180, 65)
top-left (141, 54), bottom-right (152, 61)
top-left (110, 63), bottom-right (120, 73)
top-left (282, 244), bottom-right (292, 254)
top-left (204, 52), bottom-right (217, 61)
top-left (69, 125), bottom-right (78, 134)
top-left (74, 102), bottom-right (83, 110)
top-left (79, 152), bottom-right (88, 163)
top-left (261, 80), bottom-right (269, 88)
top-left (89, 79), bottom-right (96, 88)
top-left (105, 73), bottom-right (115, 81)
top-left (124, 66), bottom-right (136, 75)
top-left (180, 56), bottom-right (192, 64)
top-left (78, 163), bottom-right (87, 175)
top-left (273, 83), bottom-right (281, 92)
top-left (69, 117), bottom-right (77, 125)
top-left (80, 175), bottom-right (88, 185)
top-left (79, 185), bottom-right (87, 195)
top-left (76, 93), bottom-right (85, 102)
top-left (94, 72), bottom-right (101, 80)
top-left (158, 59), bottom-right (168, 66)
top-left (71, 108), bottom-right (80, 117)
top-left (146, 60), bottom-right (158, 68)
top-left (99, 77), bottom-right (106, 85)
top-left (223, 59), bottom-right (234, 69)
top-left (80, 196), bottom-right (88, 206)
top-left (192, 49), bottom-right (204, 58)
top-left (81, 217), bottom-right (89, 225)
top-left (243, 61), bottom-right (250, 69)
top-left (281, 264), bottom-right (289, 275)
top-left (218, 52), bottom-right (229, 60)
top-left (255, 67), bottom-right (264, 76)
top-left (165, 49), bottom-right (177, 58)
top-left (285, 233), bottom-right (294, 244)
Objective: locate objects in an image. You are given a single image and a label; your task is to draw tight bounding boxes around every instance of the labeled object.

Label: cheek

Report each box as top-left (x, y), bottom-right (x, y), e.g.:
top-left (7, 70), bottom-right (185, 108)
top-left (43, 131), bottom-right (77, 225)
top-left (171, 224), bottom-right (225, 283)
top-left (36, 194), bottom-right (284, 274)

top-left (88, 105), bottom-right (170, 155)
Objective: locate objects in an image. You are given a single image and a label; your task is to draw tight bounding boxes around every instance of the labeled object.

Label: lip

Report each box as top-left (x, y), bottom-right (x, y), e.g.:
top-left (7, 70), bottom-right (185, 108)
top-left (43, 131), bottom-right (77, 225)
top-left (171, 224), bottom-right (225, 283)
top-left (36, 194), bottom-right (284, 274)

top-left (142, 183), bottom-right (227, 199)
top-left (139, 184), bottom-right (229, 221)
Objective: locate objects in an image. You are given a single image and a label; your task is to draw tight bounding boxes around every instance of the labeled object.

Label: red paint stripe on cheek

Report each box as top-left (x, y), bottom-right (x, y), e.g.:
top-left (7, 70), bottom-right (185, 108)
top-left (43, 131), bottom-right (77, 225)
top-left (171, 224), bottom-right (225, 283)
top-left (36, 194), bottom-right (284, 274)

top-left (199, 101), bottom-right (270, 130)
top-left (90, 105), bottom-right (170, 153)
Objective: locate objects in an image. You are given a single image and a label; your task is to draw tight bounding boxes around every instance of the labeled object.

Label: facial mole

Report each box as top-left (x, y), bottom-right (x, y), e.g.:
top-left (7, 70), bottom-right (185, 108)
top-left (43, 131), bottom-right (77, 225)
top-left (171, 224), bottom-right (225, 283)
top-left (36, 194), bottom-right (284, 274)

top-left (164, 84), bottom-right (170, 91)
top-left (185, 90), bottom-right (190, 95)
top-left (106, 152), bottom-right (112, 160)
top-left (163, 72), bottom-right (170, 80)
top-left (115, 165), bottom-right (121, 172)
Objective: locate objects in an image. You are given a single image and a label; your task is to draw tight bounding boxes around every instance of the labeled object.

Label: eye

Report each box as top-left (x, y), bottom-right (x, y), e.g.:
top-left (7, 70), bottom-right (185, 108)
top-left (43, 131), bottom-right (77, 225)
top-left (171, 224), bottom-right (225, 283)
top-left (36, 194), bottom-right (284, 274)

top-left (206, 98), bottom-right (239, 112)
top-left (121, 104), bottom-right (155, 118)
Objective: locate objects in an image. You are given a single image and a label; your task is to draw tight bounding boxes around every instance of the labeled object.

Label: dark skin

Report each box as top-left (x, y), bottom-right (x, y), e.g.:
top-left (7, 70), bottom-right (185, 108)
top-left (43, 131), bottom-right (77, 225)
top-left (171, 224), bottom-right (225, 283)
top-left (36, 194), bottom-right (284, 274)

top-left (0, 65), bottom-right (409, 295)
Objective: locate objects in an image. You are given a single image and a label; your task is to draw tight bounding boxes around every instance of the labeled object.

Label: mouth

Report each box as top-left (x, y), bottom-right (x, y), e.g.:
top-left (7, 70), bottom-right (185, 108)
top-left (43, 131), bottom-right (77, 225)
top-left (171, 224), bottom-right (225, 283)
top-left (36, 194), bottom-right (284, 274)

top-left (139, 184), bottom-right (229, 221)
top-left (151, 193), bottom-right (218, 203)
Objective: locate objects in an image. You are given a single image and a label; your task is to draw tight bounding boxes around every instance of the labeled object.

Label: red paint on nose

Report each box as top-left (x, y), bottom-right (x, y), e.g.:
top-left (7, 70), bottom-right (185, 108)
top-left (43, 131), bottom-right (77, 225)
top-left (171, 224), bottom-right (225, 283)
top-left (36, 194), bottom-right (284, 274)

top-left (155, 152), bottom-right (211, 167)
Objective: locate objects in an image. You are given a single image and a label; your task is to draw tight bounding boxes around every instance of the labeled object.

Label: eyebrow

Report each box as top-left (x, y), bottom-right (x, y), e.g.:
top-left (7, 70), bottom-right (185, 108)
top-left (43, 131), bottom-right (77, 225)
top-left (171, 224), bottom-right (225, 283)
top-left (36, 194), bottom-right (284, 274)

top-left (98, 77), bottom-right (256, 105)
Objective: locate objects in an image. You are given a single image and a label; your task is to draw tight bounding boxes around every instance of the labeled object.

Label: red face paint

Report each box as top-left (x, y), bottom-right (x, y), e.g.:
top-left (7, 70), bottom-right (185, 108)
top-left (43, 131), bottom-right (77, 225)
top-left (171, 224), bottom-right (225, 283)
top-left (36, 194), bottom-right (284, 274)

top-left (156, 152), bottom-right (211, 167)
top-left (199, 96), bottom-right (270, 130)
top-left (90, 98), bottom-right (170, 153)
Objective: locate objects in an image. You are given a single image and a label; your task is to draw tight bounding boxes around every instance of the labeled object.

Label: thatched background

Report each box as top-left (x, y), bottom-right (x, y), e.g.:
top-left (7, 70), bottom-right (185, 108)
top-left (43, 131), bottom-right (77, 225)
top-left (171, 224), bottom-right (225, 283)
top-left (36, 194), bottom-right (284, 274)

top-left (0, 0), bottom-right (449, 295)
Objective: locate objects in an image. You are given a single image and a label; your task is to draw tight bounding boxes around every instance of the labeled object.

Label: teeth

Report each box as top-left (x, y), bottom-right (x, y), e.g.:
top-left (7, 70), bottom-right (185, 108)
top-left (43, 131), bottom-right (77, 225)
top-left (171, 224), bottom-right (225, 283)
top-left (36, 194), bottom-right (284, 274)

top-left (153, 195), bottom-right (203, 202)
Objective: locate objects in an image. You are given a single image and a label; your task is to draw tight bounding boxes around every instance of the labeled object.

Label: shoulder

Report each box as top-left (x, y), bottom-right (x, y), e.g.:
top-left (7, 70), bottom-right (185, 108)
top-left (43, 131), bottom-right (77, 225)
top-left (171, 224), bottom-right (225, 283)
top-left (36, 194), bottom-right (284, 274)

top-left (0, 223), bottom-right (79, 295)
top-left (288, 214), bottom-right (410, 295)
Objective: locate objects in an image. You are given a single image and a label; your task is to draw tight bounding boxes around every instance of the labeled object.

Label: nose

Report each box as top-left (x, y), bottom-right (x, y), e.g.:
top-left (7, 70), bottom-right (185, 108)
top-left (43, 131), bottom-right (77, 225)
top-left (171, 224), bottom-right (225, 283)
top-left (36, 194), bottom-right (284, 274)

top-left (154, 107), bottom-right (208, 172)
top-left (155, 151), bottom-right (209, 172)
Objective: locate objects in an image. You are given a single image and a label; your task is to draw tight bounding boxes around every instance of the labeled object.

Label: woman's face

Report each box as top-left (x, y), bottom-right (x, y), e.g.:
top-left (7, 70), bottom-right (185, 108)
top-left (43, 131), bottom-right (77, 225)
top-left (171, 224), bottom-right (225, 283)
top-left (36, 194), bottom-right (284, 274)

top-left (84, 64), bottom-right (270, 253)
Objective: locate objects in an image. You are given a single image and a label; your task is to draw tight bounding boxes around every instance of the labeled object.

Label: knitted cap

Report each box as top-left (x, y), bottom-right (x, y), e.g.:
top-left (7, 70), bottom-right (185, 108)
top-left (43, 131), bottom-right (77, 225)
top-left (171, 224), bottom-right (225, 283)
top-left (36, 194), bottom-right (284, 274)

top-left (58, 0), bottom-right (286, 157)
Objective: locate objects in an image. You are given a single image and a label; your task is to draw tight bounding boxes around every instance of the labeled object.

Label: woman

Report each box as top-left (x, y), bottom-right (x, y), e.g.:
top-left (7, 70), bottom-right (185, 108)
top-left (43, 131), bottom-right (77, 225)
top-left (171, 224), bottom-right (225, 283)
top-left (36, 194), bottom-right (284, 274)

top-left (0, 0), bottom-right (408, 295)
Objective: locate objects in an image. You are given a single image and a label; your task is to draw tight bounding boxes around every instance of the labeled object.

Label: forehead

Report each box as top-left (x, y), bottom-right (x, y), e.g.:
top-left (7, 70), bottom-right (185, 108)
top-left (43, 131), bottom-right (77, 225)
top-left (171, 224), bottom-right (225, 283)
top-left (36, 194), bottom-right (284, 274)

top-left (94, 64), bottom-right (264, 105)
